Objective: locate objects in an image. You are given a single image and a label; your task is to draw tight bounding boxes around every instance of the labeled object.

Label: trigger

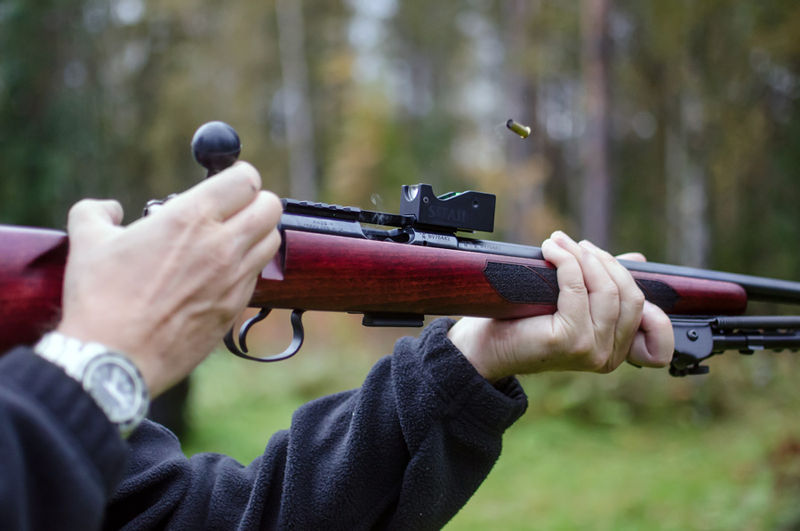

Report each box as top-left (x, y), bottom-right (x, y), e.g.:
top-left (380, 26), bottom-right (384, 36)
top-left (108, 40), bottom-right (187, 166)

top-left (224, 308), bottom-right (306, 362)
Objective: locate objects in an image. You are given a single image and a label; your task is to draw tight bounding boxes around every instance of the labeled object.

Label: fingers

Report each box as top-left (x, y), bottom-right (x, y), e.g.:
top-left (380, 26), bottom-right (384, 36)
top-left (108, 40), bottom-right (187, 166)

top-left (549, 232), bottom-right (622, 365)
top-left (457, 229), bottom-right (672, 380)
top-left (239, 226), bottom-right (283, 279)
top-left (67, 199), bottom-right (124, 246)
top-left (170, 161), bottom-right (262, 222)
top-left (540, 235), bottom-right (590, 333)
top-left (567, 236), bottom-right (673, 369)
top-left (614, 250), bottom-right (674, 368)
top-left (628, 301), bottom-right (674, 367)
top-left (225, 190), bottom-right (283, 256)
top-left (580, 240), bottom-right (646, 368)
top-left (573, 242), bottom-right (620, 352)
top-left (546, 231), bottom-right (655, 372)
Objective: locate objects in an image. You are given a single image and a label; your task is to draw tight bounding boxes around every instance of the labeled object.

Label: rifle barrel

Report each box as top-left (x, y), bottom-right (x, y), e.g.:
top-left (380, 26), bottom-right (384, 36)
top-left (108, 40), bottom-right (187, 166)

top-left (619, 260), bottom-right (800, 305)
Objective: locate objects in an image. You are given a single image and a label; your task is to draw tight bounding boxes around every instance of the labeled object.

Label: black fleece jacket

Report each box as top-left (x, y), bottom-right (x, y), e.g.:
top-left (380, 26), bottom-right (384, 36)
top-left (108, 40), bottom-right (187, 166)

top-left (0, 319), bottom-right (528, 530)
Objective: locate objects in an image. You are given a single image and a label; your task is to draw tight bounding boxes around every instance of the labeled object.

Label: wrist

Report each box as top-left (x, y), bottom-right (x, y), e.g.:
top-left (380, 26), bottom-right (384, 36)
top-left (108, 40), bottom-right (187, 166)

top-left (56, 319), bottom-right (160, 392)
top-left (447, 318), bottom-right (506, 383)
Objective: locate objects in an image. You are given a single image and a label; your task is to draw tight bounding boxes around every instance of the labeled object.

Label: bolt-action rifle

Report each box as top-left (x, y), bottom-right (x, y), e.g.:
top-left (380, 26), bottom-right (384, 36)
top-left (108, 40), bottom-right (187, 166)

top-left (2, 122), bottom-right (800, 376)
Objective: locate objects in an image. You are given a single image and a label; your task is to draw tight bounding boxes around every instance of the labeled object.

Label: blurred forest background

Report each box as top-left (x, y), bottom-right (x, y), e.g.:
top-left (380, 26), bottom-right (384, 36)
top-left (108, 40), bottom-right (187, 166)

top-left (3, 0), bottom-right (800, 528)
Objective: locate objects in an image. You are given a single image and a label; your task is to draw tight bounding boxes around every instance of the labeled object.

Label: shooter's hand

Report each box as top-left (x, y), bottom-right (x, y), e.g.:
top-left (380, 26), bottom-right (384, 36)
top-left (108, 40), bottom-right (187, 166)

top-left (448, 231), bottom-right (674, 382)
top-left (57, 162), bottom-right (282, 397)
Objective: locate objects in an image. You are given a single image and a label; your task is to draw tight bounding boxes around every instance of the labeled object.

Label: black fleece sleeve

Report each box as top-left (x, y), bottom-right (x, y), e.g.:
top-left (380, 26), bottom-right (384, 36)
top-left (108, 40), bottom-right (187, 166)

top-left (103, 319), bottom-right (528, 530)
top-left (0, 347), bottom-right (128, 531)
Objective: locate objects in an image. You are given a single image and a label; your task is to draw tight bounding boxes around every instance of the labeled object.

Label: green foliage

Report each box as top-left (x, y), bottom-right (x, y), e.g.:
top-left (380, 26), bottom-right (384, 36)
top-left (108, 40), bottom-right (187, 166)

top-left (5, 0), bottom-right (800, 265)
top-left (0, 0), bottom-right (110, 225)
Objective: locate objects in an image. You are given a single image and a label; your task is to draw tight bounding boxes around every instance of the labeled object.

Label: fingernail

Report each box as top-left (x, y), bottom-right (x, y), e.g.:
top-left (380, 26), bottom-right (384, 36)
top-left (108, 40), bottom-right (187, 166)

top-left (579, 241), bottom-right (602, 259)
top-left (579, 243), bottom-right (599, 262)
top-left (541, 238), bottom-right (557, 255)
top-left (235, 161), bottom-right (261, 191)
top-left (551, 231), bottom-right (575, 247)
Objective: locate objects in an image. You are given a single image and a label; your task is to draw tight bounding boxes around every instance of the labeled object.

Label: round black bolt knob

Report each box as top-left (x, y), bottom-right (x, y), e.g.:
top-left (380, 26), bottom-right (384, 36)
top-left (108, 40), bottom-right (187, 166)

top-left (191, 121), bottom-right (241, 177)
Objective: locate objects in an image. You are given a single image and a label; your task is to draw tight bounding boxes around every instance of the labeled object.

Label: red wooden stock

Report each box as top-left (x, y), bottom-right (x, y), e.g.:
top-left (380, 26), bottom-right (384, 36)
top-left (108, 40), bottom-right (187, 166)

top-left (0, 226), bottom-right (67, 353)
top-left (0, 226), bottom-right (748, 352)
top-left (252, 230), bottom-right (747, 318)
top-left (253, 231), bottom-right (559, 318)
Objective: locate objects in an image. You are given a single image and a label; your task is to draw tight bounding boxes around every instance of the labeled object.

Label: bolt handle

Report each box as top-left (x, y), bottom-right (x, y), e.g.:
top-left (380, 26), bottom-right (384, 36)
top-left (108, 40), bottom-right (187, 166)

top-left (192, 121), bottom-right (241, 177)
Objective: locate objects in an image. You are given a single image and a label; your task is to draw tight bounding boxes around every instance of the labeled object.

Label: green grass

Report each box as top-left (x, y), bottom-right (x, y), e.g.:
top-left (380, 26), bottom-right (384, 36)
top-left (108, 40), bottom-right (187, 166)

top-left (181, 314), bottom-right (800, 529)
top-left (449, 416), bottom-right (780, 530)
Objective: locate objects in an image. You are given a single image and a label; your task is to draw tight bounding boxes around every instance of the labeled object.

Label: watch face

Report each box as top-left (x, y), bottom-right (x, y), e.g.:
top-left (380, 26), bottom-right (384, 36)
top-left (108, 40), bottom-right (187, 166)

top-left (83, 355), bottom-right (147, 424)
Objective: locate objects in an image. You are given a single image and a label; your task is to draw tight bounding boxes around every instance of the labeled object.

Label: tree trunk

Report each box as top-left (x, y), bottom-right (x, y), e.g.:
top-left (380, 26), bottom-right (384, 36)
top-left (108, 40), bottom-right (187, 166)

top-left (580, 0), bottom-right (611, 247)
top-left (275, 0), bottom-right (317, 199)
top-left (503, 0), bottom-right (543, 244)
top-left (665, 92), bottom-right (709, 267)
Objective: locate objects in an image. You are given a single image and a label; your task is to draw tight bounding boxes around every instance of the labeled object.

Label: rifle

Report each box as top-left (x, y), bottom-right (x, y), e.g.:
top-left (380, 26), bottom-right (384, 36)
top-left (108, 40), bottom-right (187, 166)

top-left (2, 121), bottom-right (800, 376)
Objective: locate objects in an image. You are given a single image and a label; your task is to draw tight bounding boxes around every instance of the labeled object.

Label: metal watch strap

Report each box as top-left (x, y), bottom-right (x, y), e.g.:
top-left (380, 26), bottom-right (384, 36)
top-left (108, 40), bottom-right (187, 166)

top-left (34, 332), bottom-right (109, 381)
top-left (34, 331), bottom-right (149, 437)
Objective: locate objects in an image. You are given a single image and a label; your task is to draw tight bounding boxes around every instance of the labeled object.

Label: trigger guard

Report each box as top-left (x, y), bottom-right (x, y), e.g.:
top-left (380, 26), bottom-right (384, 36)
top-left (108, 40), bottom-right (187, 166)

top-left (224, 308), bottom-right (306, 362)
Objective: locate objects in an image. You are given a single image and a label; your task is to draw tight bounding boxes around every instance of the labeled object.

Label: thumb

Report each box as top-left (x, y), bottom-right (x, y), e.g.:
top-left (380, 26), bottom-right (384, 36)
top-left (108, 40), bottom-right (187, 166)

top-left (67, 199), bottom-right (124, 246)
top-left (628, 301), bottom-right (674, 368)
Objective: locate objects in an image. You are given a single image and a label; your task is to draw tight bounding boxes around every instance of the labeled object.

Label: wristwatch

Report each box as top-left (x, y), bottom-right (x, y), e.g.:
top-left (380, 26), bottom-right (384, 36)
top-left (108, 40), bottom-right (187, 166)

top-left (34, 332), bottom-right (150, 438)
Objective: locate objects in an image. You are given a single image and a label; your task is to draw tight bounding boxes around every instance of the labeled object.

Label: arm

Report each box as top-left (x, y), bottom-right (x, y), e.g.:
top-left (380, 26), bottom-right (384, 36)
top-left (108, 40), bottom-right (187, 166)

top-left (102, 232), bottom-right (674, 530)
top-left (103, 319), bottom-right (526, 531)
top-left (0, 348), bottom-right (126, 531)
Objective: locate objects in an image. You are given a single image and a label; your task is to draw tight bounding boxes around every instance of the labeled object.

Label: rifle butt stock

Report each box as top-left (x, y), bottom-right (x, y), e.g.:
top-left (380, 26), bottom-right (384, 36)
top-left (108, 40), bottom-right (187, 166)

top-left (0, 226), bottom-right (67, 352)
